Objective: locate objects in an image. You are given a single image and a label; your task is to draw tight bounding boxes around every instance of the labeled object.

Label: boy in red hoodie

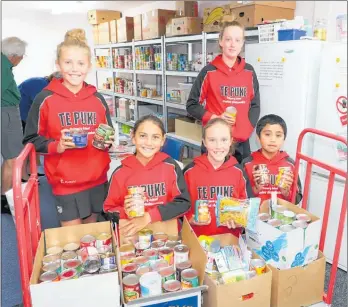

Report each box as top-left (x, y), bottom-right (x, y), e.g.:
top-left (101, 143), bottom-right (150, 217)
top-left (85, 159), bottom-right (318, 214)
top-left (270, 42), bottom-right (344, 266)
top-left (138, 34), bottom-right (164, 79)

top-left (184, 118), bottom-right (253, 238)
top-left (242, 114), bottom-right (302, 204)
top-left (23, 29), bottom-right (113, 226)
top-left (104, 115), bottom-right (190, 236)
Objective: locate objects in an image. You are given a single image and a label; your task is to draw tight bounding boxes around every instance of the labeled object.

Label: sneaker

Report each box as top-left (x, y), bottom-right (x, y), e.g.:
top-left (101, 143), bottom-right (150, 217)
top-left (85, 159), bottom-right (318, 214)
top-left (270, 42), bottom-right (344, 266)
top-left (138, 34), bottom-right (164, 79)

top-left (1, 195), bottom-right (11, 215)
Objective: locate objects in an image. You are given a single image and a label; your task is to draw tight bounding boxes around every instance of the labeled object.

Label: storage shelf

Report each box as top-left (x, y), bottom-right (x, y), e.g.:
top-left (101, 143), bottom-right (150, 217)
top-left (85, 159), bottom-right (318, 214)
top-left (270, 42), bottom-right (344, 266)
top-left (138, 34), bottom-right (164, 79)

top-left (113, 68), bottom-right (134, 73)
top-left (166, 102), bottom-right (187, 110)
top-left (135, 70), bottom-right (163, 75)
top-left (110, 42), bottom-right (133, 48)
top-left (166, 133), bottom-right (201, 149)
top-left (114, 92), bottom-right (136, 99)
top-left (98, 89), bottom-right (114, 96)
top-left (137, 97), bottom-right (164, 106)
top-left (206, 27), bottom-right (259, 40)
top-left (134, 38), bottom-right (162, 46)
top-left (112, 117), bottom-right (135, 127)
top-left (165, 71), bottom-right (199, 77)
top-left (165, 34), bottom-right (203, 43)
top-left (96, 68), bottom-right (113, 72)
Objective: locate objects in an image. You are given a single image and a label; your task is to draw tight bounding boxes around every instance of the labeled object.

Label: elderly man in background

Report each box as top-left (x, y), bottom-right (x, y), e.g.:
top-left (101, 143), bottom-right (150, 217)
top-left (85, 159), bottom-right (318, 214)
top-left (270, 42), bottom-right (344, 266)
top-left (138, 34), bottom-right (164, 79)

top-left (1, 37), bottom-right (28, 214)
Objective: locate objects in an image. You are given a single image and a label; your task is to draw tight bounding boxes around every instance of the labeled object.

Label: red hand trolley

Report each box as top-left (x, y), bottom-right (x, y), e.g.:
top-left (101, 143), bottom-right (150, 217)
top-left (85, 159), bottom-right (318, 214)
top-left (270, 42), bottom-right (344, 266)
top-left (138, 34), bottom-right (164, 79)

top-left (13, 128), bottom-right (347, 306)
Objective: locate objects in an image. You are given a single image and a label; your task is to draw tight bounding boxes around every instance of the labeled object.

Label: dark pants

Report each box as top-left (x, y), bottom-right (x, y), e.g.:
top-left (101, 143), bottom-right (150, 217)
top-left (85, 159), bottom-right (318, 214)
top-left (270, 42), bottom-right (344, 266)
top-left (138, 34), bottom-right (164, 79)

top-left (201, 140), bottom-right (251, 164)
top-left (21, 120), bottom-right (26, 133)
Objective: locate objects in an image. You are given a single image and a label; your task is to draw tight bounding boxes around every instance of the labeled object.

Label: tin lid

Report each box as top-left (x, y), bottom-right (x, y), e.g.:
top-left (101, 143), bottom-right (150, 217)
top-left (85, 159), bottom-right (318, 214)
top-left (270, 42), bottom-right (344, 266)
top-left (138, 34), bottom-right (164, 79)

top-left (42, 262), bottom-right (60, 272)
top-left (133, 256), bottom-right (148, 265)
top-left (174, 244), bottom-right (189, 254)
top-left (163, 280), bottom-right (181, 292)
top-left (136, 266), bottom-right (151, 276)
top-left (283, 210), bottom-right (295, 218)
top-left (64, 259), bottom-right (81, 269)
top-left (123, 263), bottom-right (138, 272)
top-left (61, 251), bottom-right (77, 261)
top-left (42, 254), bottom-right (60, 265)
top-left (176, 260), bottom-right (192, 270)
top-left (158, 247), bottom-right (173, 255)
top-left (123, 274), bottom-right (139, 286)
top-left (46, 246), bottom-right (63, 256)
top-left (80, 235), bottom-right (96, 243)
top-left (63, 242), bottom-right (79, 252)
top-left (158, 266), bottom-right (174, 277)
top-left (151, 240), bottom-right (165, 249)
top-left (61, 269), bottom-right (78, 280)
top-left (181, 268), bottom-right (198, 279)
top-left (40, 271), bottom-right (58, 282)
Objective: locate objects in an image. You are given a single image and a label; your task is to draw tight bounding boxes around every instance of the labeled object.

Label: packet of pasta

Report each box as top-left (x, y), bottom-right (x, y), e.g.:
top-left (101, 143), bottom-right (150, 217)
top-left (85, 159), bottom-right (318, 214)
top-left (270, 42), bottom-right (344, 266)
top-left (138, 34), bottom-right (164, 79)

top-left (215, 197), bottom-right (261, 232)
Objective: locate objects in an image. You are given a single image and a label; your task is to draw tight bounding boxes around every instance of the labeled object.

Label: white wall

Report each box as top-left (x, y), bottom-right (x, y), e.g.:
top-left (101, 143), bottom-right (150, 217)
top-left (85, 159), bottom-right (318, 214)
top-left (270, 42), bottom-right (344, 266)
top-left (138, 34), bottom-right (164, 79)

top-left (122, 1), bottom-right (176, 17)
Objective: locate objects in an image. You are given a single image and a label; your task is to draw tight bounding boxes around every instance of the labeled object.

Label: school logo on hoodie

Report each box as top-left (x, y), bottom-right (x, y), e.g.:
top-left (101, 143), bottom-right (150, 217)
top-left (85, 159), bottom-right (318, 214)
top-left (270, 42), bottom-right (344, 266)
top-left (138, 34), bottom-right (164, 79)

top-left (197, 185), bottom-right (234, 199)
top-left (58, 111), bottom-right (97, 127)
top-left (129, 183), bottom-right (167, 205)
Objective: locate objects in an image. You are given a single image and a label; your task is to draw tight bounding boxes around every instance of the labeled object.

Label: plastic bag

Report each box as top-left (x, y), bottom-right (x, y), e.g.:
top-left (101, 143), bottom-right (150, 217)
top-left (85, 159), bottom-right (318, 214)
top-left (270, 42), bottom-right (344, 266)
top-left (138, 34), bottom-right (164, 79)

top-left (215, 197), bottom-right (260, 232)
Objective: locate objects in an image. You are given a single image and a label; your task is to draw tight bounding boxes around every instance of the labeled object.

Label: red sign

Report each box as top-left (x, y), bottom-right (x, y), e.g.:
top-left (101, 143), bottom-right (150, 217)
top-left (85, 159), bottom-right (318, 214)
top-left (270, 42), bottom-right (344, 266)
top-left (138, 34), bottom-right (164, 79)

top-left (336, 96), bottom-right (347, 126)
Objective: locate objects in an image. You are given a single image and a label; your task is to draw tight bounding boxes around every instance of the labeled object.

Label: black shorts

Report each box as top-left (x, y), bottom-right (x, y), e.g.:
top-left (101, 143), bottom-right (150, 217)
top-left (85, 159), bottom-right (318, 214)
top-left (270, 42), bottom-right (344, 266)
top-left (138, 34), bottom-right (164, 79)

top-left (54, 182), bottom-right (108, 222)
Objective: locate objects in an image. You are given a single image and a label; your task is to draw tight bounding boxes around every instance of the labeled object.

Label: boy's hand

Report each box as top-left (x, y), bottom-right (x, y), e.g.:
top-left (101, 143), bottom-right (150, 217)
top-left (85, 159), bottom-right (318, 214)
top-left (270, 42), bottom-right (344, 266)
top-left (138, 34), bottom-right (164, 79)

top-left (252, 168), bottom-right (262, 190)
top-left (104, 134), bottom-right (115, 150)
top-left (57, 129), bottom-right (76, 153)
top-left (119, 212), bottom-right (151, 236)
top-left (279, 171), bottom-right (294, 197)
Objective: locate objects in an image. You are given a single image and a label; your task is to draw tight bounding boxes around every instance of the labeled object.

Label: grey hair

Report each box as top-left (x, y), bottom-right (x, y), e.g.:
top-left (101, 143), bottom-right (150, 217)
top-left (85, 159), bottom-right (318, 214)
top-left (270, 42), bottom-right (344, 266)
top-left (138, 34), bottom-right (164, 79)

top-left (2, 37), bottom-right (27, 57)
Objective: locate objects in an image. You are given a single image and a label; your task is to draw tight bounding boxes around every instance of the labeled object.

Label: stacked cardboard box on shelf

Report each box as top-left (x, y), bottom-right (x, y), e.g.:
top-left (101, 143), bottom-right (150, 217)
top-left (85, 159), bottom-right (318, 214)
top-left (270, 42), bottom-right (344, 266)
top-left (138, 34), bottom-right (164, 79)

top-left (142, 9), bottom-right (176, 40)
top-left (175, 1), bottom-right (198, 17)
top-left (117, 17), bottom-right (134, 43)
top-left (134, 14), bottom-right (143, 41)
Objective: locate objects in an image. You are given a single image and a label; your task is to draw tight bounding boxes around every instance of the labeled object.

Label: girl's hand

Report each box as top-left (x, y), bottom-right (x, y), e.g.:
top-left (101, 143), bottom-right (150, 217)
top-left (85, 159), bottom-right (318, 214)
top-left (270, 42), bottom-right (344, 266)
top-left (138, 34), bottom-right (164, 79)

top-left (221, 112), bottom-right (236, 126)
top-left (189, 214), bottom-right (211, 226)
top-left (119, 212), bottom-right (151, 236)
top-left (57, 129), bottom-right (76, 153)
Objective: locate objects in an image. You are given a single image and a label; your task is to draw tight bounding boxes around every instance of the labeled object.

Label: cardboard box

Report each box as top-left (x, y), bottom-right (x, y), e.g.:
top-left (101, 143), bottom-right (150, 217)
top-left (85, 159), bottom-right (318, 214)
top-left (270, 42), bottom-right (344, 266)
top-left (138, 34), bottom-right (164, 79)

top-left (167, 117), bottom-right (176, 132)
top-left (246, 198), bottom-right (322, 270)
top-left (117, 17), bottom-right (134, 43)
top-left (175, 117), bottom-right (202, 143)
top-left (98, 21), bottom-right (111, 44)
top-left (231, 4), bottom-right (295, 27)
top-left (119, 98), bottom-right (131, 121)
top-left (134, 14), bottom-right (143, 41)
top-left (30, 222), bottom-right (120, 307)
top-left (92, 25), bottom-right (99, 45)
top-left (88, 9), bottom-right (122, 25)
top-left (203, 5), bottom-right (232, 33)
top-left (118, 217), bottom-right (208, 305)
top-left (175, 1), bottom-right (198, 17)
top-left (142, 9), bottom-right (176, 40)
top-left (166, 19), bottom-right (174, 37)
top-left (203, 234), bottom-right (272, 307)
top-left (110, 20), bottom-right (117, 43)
top-left (231, 1), bottom-right (296, 10)
top-left (270, 252), bottom-right (325, 307)
top-left (172, 17), bottom-right (202, 36)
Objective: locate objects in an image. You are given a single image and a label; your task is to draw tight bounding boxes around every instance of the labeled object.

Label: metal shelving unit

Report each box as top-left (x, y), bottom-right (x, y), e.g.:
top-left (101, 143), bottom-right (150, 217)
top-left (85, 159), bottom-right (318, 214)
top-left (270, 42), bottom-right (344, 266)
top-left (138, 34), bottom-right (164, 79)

top-left (95, 28), bottom-right (259, 143)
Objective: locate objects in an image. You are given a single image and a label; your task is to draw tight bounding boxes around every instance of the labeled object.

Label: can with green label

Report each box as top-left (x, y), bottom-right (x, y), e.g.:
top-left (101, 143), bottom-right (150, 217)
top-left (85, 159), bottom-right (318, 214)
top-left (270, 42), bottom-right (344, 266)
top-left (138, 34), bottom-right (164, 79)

top-left (93, 124), bottom-right (114, 150)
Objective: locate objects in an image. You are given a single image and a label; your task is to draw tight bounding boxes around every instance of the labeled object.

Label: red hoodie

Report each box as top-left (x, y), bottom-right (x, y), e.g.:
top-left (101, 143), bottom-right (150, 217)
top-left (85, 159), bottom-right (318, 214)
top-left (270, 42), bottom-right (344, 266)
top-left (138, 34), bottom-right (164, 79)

top-left (242, 150), bottom-right (302, 204)
top-left (183, 154), bottom-right (253, 237)
top-left (186, 55), bottom-right (260, 143)
top-left (23, 79), bottom-right (112, 195)
top-left (104, 152), bottom-right (191, 223)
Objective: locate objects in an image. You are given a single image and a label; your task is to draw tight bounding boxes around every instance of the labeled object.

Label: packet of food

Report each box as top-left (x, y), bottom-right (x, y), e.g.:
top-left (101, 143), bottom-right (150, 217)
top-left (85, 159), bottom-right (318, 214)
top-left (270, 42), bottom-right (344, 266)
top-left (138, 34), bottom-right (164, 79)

top-left (194, 200), bottom-right (211, 224)
top-left (215, 197), bottom-right (261, 232)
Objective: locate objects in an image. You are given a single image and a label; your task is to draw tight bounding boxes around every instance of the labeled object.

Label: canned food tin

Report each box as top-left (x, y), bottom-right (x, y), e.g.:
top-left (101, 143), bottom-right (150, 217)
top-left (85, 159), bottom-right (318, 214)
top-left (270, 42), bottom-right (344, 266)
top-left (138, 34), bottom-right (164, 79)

top-left (174, 244), bottom-right (189, 265)
top-left (151, 240), bottom-right (165, 250)
top-left (158, 247), bottom-right (174, 266)
top-left (267, 219), bottom-right (282, 228)
top-left (258, 213), bottom-right (270, 222)
top-left (272, 205), bottom-right (286, 220)
top-left (176, 260), bottom-right (192, 281)
top-left (282, 210), bottom-right (295, 225)
top-left (120, 244), bottom-right (135, 257)
top-left (167, 235), bottom-right (181, 242)
top-left (153, 233), bottom-right (168, 242)
top-left (151, 259), bottom-right (169, 272)
top-left (165, 241), bottom-right (181, 249)
top-left (292, 220), bottom-right (308, 229)
top-left (181, 268), bottom-right (199, 289)
top-left (93, 124), bottom-right (115, 150)
top-left (136, 266), bottom-right (151, 277)
top-left (96, 232), bottom-right (112, 249)
top-left (133, 256), bottom-right (150, 267)
top-left (61, 251), bottom-right (77, 265)
top-left (135, 242), bottom-right (150, 257)
top-left (65, 129), bottom-right (88, 148)
top-left (100, 252), bottom-right (116, 268)
top-left (159, 266), bottom-right (175, 283)
top-left (42, 254), bottom-right (61, 265)
top-left (97, 245), bottom-right (112, 255)
top-left (163, 280), bottom-right (181, 292)
top-left (63, 259), bottom-right (83, 274)
top-left (39, 271), bottom-right (60, 283)
top-left (46, 246), bottom-right (63, 256)
top-left (276, 167), bottom-right (292, 188)
top-left (255, 164), bottom-right (269, 185)
top-left (61, 268), bottom-right (79, 280)
top-left (138, 228), bottom-right (153, 246)
top-left (42, 262), bottom-right (62, 274)
top-left (279, 225), bottom-right (296, 232)
top-left (63, 242), bottom-right (79, 252)
top-left (250, 259), bottom-right (266, 275)
top-left (123, 274), bottom-right (140, 303)
top-left (139, 272), bottom-right (162, 297)
top-left (296, 214), bottom-right (311, 223)
top-left (80, 235), bottom-right (96, 248)
top-left (123, 263), bottom-right (138, 277)
top-left (143, 249), bottom-right (158, 262)
top-left (82, 255), bottom-right (101, 274)
top-left (79, 246), bottom-right (99, 263)
top-left (121, 254), bottom-right (136, 267)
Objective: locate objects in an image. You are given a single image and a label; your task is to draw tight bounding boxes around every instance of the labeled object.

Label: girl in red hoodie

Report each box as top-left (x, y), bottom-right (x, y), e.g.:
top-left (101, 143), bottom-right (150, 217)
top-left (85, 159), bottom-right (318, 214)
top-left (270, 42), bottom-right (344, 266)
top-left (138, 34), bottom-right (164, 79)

top-left (184, 118), bottom-right (253, 237)
top-left (104, 115), bottom-right (190, 236)
top-left (186, 17), bottom-right (260, 162)
top-left (23, 29), bottom-right (113, 226)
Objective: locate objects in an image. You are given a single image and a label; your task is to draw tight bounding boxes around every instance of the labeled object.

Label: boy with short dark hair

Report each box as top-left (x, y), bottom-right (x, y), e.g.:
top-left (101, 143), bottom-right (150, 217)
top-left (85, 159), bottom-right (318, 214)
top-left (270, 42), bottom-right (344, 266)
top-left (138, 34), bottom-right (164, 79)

top-left (242, 114), bottom-right (302, 204)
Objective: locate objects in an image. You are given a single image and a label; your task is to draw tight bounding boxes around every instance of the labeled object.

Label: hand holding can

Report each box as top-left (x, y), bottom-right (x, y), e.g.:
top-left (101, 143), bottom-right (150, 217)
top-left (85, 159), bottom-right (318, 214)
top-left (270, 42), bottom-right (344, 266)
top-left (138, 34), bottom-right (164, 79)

top-left (222, 106), bottom-right (237, 126)
top-left (58, 129), bottom-right (77, 153)
top-left (125, 187), bottom-right (145, 218)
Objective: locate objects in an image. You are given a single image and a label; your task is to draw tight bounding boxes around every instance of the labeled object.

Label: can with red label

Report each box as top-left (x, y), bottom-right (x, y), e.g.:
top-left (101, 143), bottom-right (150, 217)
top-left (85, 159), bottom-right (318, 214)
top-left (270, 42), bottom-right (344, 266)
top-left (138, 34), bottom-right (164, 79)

top-left (61, 268), bottom-right (79, 280)
top-left (151, 240), bottom-right (165, 250)
top-left (159, 266), bottom-right (175, 284)
top-left (135, 242), bottom-right (150, 257)
top-left (174, 244), bottom-right (189, 266)
top-left (96, 232), bottom-right (112, 249)
top-left (123, 274), bottom-right (140, 303)
top-left (80, 235), bottom-right (96, 248)
top-left (63, 259), bottom-right (83, 274)
top-left (121, 253), bottom-right (135, 267)
top-left (122, 263), bottom-right (138, 277)
top-left (163, 280), bottom-right (181, 293)
top-left (158, 247), bottom-right (174, 266)
top-left (120, 244), bottom-right (135, 257)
